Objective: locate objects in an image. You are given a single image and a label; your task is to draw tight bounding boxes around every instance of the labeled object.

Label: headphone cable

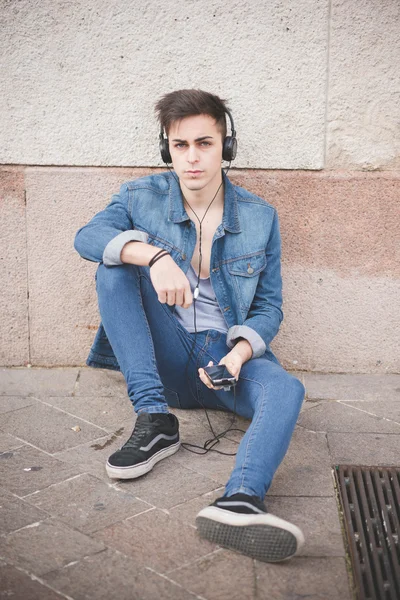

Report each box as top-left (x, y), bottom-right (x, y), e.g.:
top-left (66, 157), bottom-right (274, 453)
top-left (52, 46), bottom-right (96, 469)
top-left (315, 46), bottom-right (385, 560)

top-left (164, 163), bottom-right (246, 456)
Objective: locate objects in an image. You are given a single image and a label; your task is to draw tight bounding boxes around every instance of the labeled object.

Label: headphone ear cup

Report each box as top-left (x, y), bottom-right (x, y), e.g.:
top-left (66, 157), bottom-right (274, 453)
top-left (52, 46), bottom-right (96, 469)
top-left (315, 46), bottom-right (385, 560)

top-left (159, 138), bottom-right (172, 164)
top-left (222, 136), bottom-right (237, 161)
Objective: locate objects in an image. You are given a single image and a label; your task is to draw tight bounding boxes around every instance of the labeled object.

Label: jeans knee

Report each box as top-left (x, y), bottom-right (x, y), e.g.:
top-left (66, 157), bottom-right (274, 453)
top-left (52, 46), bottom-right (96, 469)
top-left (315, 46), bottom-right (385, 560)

top-left (96, 262), bottom-right (138, 291)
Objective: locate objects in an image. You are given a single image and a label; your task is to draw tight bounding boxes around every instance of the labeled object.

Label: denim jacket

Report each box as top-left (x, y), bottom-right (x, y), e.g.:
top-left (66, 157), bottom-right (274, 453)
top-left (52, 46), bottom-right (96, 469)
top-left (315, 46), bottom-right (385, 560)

top-left (74, 170), bottom-right (283, 370)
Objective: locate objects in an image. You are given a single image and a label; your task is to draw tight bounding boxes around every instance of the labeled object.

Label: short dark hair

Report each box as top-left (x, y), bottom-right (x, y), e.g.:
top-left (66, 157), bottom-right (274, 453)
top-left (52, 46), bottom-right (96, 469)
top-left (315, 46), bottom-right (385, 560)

top-left (155, 89), bottom-right (229, 139)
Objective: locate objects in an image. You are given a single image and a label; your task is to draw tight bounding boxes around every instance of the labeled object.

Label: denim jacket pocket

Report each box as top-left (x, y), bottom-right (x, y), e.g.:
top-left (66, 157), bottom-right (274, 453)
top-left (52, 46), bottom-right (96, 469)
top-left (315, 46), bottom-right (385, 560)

top-left (227, 252), bottom-right (267, 277)
top-left (227, 251), bottom-right (267, 312)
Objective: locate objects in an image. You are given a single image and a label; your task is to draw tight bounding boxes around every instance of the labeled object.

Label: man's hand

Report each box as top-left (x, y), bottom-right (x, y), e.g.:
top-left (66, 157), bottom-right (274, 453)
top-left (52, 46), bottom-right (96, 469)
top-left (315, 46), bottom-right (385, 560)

top-left (198, 350), bottom-right (243, 391)
top-left (149, 254), bottom-right (193, 308)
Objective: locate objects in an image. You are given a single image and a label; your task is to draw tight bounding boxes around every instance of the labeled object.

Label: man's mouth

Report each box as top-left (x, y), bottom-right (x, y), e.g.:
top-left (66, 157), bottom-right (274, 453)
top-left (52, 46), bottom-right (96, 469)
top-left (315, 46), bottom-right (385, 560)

top-left (186, 170), bottom-right (203, 175)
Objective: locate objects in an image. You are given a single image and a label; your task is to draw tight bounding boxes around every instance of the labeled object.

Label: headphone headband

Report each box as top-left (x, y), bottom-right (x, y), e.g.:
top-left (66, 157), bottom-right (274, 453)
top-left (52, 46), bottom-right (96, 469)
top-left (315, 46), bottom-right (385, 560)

top-left (159, 109), bottom-right (237, 163)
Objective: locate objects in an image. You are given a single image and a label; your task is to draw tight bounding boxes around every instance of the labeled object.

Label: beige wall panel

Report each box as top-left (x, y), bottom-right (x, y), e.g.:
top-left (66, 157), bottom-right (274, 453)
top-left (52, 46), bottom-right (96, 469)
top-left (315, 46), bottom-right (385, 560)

top-left (327, 1), bottom-right (400, 169)
top-left (1, 0), bottom-right (327, 169)
top-left (229, 170), bottom-right (400, 278)
top-left (273, 266), bottom-right (399, 373)
top-left (0, 168), bottom-right (29, 366)
top-left (24, 167), bottom-right (399, 372)
top-left (25, 167), bottom-right (151, 366)
top-left (230, 169), bottom-right (400, 372)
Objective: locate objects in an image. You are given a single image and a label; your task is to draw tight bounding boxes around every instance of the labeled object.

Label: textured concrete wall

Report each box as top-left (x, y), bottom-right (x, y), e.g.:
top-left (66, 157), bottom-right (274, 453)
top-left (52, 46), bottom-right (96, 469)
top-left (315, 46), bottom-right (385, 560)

top-left (327, 0), bottom-right (400, 169)
top-left (2, 0), bottom-right (324, 169)
top-left (1, 1), bottom-right (399, 371)
top-left (0, 169), bottom-right (29, 365)
top-left (2, 1), bottom-right (398, 169)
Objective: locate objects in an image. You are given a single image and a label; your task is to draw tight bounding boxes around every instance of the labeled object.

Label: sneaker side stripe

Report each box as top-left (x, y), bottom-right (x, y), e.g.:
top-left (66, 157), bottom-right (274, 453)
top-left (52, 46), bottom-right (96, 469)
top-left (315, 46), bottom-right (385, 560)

top-left (215, 501), bottom-right (265, 514)
top-left (140, 433), bottom-right (179, 452)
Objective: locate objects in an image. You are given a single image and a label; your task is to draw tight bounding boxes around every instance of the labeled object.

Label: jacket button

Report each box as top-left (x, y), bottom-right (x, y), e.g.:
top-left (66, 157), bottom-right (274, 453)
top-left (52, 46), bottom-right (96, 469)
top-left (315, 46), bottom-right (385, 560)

top-left (247, 266), bottom-right (254, 274)
top-left (182, 253), bottom-right (186, 260)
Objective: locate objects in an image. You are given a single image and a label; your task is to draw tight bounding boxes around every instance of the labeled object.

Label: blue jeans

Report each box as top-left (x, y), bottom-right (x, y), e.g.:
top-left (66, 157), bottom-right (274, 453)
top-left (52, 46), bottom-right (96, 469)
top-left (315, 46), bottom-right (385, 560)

top-left (95, 263), bottom-right (305, 499)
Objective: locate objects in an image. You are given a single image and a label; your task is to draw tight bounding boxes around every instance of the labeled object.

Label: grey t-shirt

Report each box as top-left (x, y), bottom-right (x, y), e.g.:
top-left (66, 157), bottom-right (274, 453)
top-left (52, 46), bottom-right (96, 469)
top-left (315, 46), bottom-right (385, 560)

top-left (173, 264), bottom-right (228, 334)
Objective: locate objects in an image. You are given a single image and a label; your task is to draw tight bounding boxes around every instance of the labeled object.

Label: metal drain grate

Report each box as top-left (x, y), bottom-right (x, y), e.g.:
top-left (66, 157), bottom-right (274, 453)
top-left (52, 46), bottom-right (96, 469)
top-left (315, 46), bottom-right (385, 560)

top-left (334, 465), bottom-right (400, 600)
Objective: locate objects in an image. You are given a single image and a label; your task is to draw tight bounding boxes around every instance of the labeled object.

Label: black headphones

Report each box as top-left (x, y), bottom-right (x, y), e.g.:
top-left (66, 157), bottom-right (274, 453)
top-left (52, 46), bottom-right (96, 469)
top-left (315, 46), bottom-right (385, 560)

top-left (159, 108), bottom-right (237, 164)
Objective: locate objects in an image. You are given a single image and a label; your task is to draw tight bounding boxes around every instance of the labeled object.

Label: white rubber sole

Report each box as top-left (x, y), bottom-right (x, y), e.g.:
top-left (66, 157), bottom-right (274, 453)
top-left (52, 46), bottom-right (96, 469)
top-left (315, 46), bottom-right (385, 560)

top-left (106, 441), bottom-right (181, 480)
top-left (196, 506), bottom-right (305, 562)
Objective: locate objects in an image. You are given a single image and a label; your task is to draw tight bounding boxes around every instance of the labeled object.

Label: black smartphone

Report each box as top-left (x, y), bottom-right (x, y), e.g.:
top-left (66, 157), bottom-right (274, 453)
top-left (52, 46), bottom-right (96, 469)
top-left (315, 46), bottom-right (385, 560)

top-left (203, 365), bottom-right (237, 387)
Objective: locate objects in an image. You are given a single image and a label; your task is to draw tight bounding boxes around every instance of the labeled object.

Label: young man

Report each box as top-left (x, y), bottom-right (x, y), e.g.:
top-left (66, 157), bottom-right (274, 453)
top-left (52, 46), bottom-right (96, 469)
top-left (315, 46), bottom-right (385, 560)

top-left (74, 89), bottom-right (306, 563)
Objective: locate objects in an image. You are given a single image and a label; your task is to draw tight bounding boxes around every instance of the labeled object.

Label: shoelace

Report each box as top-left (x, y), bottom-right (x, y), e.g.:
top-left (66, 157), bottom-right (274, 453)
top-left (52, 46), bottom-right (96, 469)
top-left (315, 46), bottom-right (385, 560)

top-left (120, 420), bottom-right (159, 451)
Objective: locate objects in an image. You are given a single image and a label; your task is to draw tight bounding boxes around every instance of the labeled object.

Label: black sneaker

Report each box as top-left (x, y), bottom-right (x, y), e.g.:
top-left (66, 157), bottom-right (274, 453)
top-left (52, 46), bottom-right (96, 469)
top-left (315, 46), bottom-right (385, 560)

top-left (106, 412), bottom-right (180, 479)
top-left (196, 493), bottom-right (305, 562)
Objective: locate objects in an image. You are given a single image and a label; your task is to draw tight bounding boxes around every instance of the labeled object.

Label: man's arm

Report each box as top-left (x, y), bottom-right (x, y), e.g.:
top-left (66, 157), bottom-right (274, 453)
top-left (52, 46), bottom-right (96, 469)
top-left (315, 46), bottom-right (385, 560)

top-left (226, 209), bottom-right (283, 359)
top-left (74, 183), bottom-right (149, 265)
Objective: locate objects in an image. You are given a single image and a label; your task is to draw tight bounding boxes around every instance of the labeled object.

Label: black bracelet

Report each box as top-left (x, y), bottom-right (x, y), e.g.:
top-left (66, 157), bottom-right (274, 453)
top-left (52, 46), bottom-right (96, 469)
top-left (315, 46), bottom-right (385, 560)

top-left (148, 248), bottom-right (167, 267)
top-left (149, 249), bottom-right (170, 268)
top-left (149, 251), bottom-right (170, 268)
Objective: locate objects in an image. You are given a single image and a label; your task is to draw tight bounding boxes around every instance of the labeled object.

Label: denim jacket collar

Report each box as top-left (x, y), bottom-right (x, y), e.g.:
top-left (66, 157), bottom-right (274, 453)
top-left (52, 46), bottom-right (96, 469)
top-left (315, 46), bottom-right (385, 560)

top-left (168, 169), bottom-right (242, 234)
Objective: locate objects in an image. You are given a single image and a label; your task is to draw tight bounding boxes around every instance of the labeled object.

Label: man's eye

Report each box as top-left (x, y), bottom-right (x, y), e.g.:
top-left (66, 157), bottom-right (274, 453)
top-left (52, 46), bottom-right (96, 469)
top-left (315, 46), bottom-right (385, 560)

top-left (175, 143), bottom-right (186, 149)
top-left (200, 142), bottom-right (211, 146)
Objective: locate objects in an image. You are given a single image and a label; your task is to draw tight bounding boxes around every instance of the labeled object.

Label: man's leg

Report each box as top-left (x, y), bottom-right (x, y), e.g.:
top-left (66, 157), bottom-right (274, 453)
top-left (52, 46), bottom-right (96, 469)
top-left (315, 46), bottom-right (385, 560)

top-left (95, 262), bottom-right (208, 412)
top-left (192, 333), bottom-right (306, 561)
top-left (222, 359), bottom-right (305, 499)
top-left (95, 262), bottom-right (211, 478)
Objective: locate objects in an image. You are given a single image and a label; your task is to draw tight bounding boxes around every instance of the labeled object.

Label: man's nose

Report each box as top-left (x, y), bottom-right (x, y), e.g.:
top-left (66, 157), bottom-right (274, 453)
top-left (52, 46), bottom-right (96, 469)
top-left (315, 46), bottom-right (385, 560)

top-left (187, 144), bottom-right (199, 163)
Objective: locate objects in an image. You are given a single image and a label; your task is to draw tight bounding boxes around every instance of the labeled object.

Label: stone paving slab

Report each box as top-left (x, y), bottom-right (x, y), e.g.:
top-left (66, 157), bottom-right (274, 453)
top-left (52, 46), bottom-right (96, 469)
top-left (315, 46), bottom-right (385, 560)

top-left (170, 438), bottom-right (237, 486)
top-left (254, 556), bottom-right (352, 600)
top-left (53, 429), bottom-right (129, 483)
top-left (115, 457), bottom-right (222, 510)
top-left (342, 399), bottom-right (400, 424)
top-left (268, 426), bottom-right (335, 496)
top-left (168, 550), bottom-right (256, 600)
top-left (0, 445), bottom-right (81, 497)
top-left (45, 394), bottom-right (133, 429)
top-left (0, 399), bottom-right (109, 453)
top-left (43, 548), bottom-right (198, 600)
top-left (265, 496), bottom-right (346, 557)
top-left (300, 372), bottom-right (400, 401)
top-left (0, 396), bottom-right (35, 413)
top-left (298, 399), bottom-right (400, 433)
top-left (0, 488), bottom-right (50, 535)
top-left (0, 368), bottom-right (79, 397)
top-left (176, 406), bottom-right (250, 437)
top-left (0, 431), bottom-right (25, 453)
top-left (24, 472), bottom-right (151, 534)
top-left (328, 432), bottom-right (400, 465)
top-left (93, 508), bottom-right (216, 575)
top-left (75, 367), bottom-right (127, 397)
top-left (0, 560), bottom-right (66, 600)
top-left (102, 416), bottom-right (134, 435)
top-left (0, 517), bottom-right (106, 576)
top-left (168, 489), bottom-right (224, 526)
top-left (4, 368), bottom-right (399, 599)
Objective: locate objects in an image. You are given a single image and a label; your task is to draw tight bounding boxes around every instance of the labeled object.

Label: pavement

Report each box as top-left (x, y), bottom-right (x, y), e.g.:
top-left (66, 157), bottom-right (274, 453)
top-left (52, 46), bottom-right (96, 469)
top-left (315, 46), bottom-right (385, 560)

top-left (0, 367), bottom-right (399, 600)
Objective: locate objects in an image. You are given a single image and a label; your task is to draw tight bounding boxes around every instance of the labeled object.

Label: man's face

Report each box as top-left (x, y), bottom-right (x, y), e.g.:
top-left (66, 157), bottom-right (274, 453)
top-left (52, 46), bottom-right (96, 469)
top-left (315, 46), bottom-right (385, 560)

top-left (168, 114), bottom-right (224, 192)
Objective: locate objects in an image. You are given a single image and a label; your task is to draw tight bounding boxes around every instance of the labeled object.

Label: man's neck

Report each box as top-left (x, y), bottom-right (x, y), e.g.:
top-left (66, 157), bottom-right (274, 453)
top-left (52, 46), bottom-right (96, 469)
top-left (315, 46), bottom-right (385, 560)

top-left (179, 170), bottom-right (225, 214)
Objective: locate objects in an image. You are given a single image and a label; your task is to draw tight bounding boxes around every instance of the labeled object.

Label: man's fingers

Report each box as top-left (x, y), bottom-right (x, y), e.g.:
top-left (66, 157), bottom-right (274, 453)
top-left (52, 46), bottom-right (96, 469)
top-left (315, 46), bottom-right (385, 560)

top-left (199, 361), bottom-right (214, 389)
top-left (182, 286), bottom-right (193, 308)
top-left (167, 290), bottom-right (176, 306)
top-left (175, 289), bottom-right (184, 307)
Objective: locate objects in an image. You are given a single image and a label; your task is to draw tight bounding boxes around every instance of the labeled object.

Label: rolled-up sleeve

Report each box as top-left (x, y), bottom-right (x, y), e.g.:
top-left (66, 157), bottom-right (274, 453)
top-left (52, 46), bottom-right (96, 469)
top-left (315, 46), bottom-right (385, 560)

top-left (102, 229), bottom-right (149, 266)
top-left (74, 183), bottom-right (147, 264)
